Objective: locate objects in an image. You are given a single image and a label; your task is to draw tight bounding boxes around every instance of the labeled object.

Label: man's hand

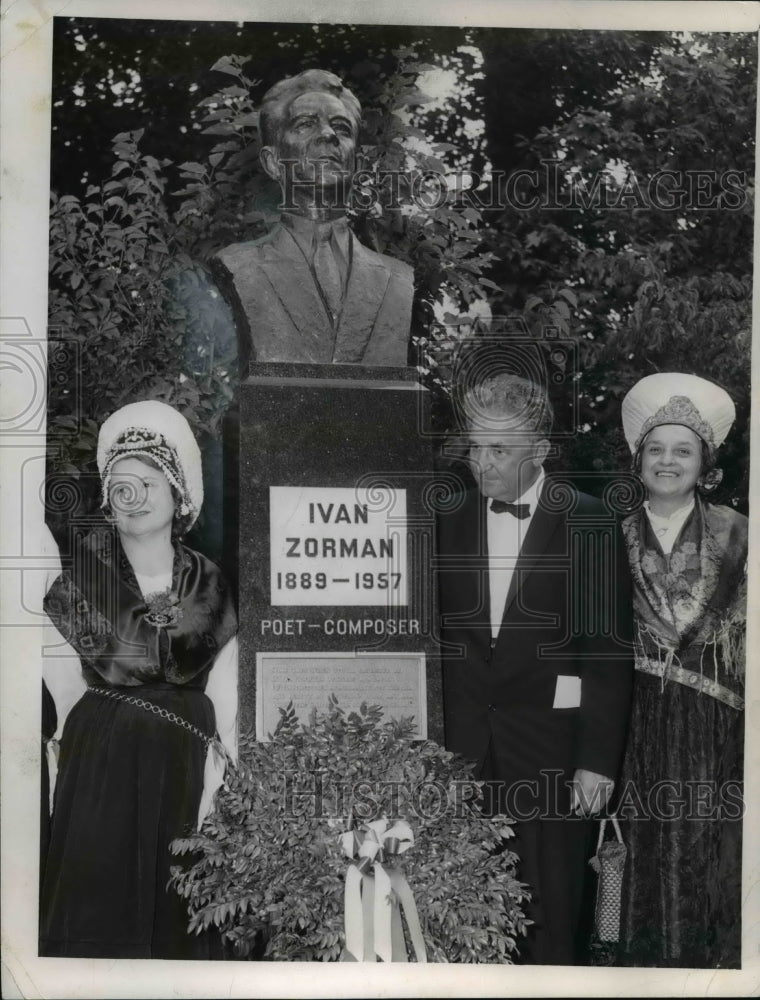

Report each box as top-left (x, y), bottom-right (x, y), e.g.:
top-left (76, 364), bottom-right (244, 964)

top-left (570, 768), bottom-right (614, 816)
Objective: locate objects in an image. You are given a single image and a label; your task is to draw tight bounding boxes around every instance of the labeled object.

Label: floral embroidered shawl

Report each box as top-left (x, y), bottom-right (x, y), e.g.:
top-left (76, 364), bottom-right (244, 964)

top-left (622, 498), bottom-right (747, 684)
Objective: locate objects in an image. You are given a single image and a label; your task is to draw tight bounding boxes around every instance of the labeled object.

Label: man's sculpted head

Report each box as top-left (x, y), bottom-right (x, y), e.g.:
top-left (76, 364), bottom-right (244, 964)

top-left (259, 70), bottom-right (361, 148)
top-left (259, 70), bottom-right (361, 211)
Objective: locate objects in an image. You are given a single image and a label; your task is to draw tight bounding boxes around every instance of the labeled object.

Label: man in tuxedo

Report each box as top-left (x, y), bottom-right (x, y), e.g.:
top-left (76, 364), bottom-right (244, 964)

top-left (437, 372), bottom-right (634, 964)
top-left (210, 69), bottom-right (413, 370)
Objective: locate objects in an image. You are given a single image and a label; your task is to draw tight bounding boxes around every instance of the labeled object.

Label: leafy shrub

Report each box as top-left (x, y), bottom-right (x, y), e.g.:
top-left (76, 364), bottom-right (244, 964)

top-left (46, 49), bottom-right (503, 556)
top-left (47, 51), bottom-right (496, 457)
top-left (48, 32), bottom-right (753, 513)
top-left (48, 127), bottom-right (237, 469)
top-left (170, 698), bottom-right (528, 962)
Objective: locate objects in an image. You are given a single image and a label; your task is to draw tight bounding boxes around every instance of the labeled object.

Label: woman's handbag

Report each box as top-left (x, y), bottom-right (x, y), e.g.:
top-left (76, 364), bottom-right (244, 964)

top-left (588, 816), bottom-right (627, 943)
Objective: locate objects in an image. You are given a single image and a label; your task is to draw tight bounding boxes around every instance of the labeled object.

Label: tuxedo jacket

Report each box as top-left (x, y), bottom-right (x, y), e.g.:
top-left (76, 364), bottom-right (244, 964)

top-left (438, 481), bottom-right (634, 814)
top-left (210, 222), bottom-right (413, 369)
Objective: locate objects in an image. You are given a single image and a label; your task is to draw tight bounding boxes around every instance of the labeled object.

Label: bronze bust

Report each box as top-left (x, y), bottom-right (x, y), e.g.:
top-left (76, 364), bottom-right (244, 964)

top-left (210, 69), bottom-right (413, 369)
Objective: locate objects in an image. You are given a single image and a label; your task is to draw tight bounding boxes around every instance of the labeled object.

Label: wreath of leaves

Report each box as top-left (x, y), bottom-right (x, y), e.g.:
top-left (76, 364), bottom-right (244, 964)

top-left (170, 696), bottom-right (529, 962)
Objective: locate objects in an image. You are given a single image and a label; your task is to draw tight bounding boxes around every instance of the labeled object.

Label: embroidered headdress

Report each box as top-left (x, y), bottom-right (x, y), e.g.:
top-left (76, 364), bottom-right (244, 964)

top-left (97, 401), bottom-right (203, 529)
top-left (621, 373), bottom-right (735, 457)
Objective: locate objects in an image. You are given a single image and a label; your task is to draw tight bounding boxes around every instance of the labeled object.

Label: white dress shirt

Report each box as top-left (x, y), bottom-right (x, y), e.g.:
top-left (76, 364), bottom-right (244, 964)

top-left (487, 470), bottom-right (545, 639)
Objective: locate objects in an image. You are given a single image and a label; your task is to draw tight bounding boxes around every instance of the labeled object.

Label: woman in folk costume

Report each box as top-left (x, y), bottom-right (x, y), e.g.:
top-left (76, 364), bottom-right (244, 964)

top-left (40, 401), bottom-right (238, 959)
top-left (617, 373), bottom-right (747, 968)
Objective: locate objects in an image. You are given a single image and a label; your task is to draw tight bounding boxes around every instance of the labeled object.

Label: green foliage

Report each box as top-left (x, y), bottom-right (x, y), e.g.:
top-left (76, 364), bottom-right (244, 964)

top-left (169, 697), bottom-right (528, 962)
top-left (428, 31), bottom-right (753, 508)
top-left (48, 43), bottom-right (494, 484)
top-left (49, 26), bottom-right (753, 511)
top-left (47, 127), bottom-right (237, 478)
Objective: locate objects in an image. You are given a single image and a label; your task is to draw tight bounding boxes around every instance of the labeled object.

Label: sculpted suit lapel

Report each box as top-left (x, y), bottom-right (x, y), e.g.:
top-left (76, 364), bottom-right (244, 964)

top-left (254, 226), bottom-right (336, 361)
top-left (333, 235), bottom-right (391, 363)
top-left (251, 228), bottom-right (394, 363)
top-left (211, 220), bottom-right (412, 367)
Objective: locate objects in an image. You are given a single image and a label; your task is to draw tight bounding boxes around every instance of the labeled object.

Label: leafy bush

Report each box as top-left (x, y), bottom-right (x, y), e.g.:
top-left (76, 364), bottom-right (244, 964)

top-left (47, 34), bottom-right (753, 520)
top-left (46, 49), bottom-right (502, 556)
top-left (170, 698), bottom-right (528, 962)
top-left (48, 127), bottom-right (238, 471)
top-left (47, 50), bottom-right (496, 457)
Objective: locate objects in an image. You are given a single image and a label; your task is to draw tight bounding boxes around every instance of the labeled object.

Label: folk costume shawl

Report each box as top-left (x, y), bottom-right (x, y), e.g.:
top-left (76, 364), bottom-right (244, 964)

top-left (622, 497), bottom-right (747, 704)
top-left (44, 529), bottom-right (237, 689)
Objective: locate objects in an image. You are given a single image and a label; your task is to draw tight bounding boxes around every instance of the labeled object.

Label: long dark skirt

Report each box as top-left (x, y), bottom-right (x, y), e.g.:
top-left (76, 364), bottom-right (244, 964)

top-left (617, 672), bottom-right (743, 968)
top-left (40, 682), bottom-right (219, 959)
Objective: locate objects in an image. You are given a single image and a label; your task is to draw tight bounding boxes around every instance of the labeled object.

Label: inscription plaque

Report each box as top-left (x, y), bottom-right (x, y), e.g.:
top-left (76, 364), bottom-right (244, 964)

top-left (256, 651), bottom-right (427, 740)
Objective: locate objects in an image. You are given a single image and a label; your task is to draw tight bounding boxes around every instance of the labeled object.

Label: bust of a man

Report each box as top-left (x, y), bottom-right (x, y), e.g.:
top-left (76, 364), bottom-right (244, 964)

top-left (210, 69), bottom-right (413, 369)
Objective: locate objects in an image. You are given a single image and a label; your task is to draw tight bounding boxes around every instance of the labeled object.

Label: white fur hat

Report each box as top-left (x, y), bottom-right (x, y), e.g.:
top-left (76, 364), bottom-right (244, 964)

top-left (621, 373), bottom-right (735, 455)
top-left (97, 400), bottom-right (204, 528)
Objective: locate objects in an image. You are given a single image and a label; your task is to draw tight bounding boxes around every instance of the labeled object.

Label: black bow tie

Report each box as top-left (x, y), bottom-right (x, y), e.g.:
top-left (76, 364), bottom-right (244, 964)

top-left (490, 499), bottom-right (531, 518)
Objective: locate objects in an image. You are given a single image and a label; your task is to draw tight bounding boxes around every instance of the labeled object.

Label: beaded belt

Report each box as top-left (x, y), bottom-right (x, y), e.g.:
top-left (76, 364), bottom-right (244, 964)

top-left (635, 657), bottom-right (744, 711)
top-left (87, 685), bottom-right (224, 753)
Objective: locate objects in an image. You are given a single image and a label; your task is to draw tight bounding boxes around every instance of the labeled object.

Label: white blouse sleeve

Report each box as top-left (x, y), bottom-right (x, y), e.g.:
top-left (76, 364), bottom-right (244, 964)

top-left (43, 622), bottom-right (87, 741)
top-left (39, 524), bottom-right (87, 812)
top-left (33, 522), bottom-right (64, 603)
top-left (204, 634), bottom-right (238, 763)
top-left (39, 524), bottom-right (87, 739)
top-left (197, 634), bottom-right (239, 829)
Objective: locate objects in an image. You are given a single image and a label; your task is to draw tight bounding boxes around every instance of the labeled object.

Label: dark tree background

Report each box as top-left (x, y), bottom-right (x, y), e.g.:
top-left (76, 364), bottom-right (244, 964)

top-left (47, 17), bottom-right (754, 562)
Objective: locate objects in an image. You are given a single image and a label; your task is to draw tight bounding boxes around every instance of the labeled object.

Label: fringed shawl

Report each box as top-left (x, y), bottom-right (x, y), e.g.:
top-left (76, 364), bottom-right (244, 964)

top-left (622, 499), bottom-right (747, 698)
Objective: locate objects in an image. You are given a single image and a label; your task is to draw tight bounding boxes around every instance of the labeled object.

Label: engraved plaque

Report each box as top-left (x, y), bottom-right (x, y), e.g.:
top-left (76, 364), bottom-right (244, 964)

top-left (256, 651), bottom-right (427, 740)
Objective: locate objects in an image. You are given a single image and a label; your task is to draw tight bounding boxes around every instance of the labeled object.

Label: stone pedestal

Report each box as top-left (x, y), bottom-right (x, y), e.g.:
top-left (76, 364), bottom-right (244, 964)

top-left (237, 363), bottom-right (441, 742)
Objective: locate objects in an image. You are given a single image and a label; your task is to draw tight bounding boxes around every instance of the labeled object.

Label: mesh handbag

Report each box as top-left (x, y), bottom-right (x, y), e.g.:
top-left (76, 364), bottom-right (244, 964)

top-left (587, 816), bottom-right (627, 943)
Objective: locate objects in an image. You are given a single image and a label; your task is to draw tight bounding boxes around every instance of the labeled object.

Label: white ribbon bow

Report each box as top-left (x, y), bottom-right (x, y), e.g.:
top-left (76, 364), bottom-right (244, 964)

top-left (339, 817), bottom-right (427, 963)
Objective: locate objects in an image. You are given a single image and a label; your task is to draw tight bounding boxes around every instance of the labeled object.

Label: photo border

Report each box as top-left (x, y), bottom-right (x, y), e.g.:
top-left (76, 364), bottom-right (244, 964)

top-left (2, 1), bottom-right (759, 996)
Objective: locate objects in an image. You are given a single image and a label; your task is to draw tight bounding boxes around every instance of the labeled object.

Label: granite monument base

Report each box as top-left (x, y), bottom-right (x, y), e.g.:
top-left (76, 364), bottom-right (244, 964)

top-left (237, 364), bottom-right (441, 743)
